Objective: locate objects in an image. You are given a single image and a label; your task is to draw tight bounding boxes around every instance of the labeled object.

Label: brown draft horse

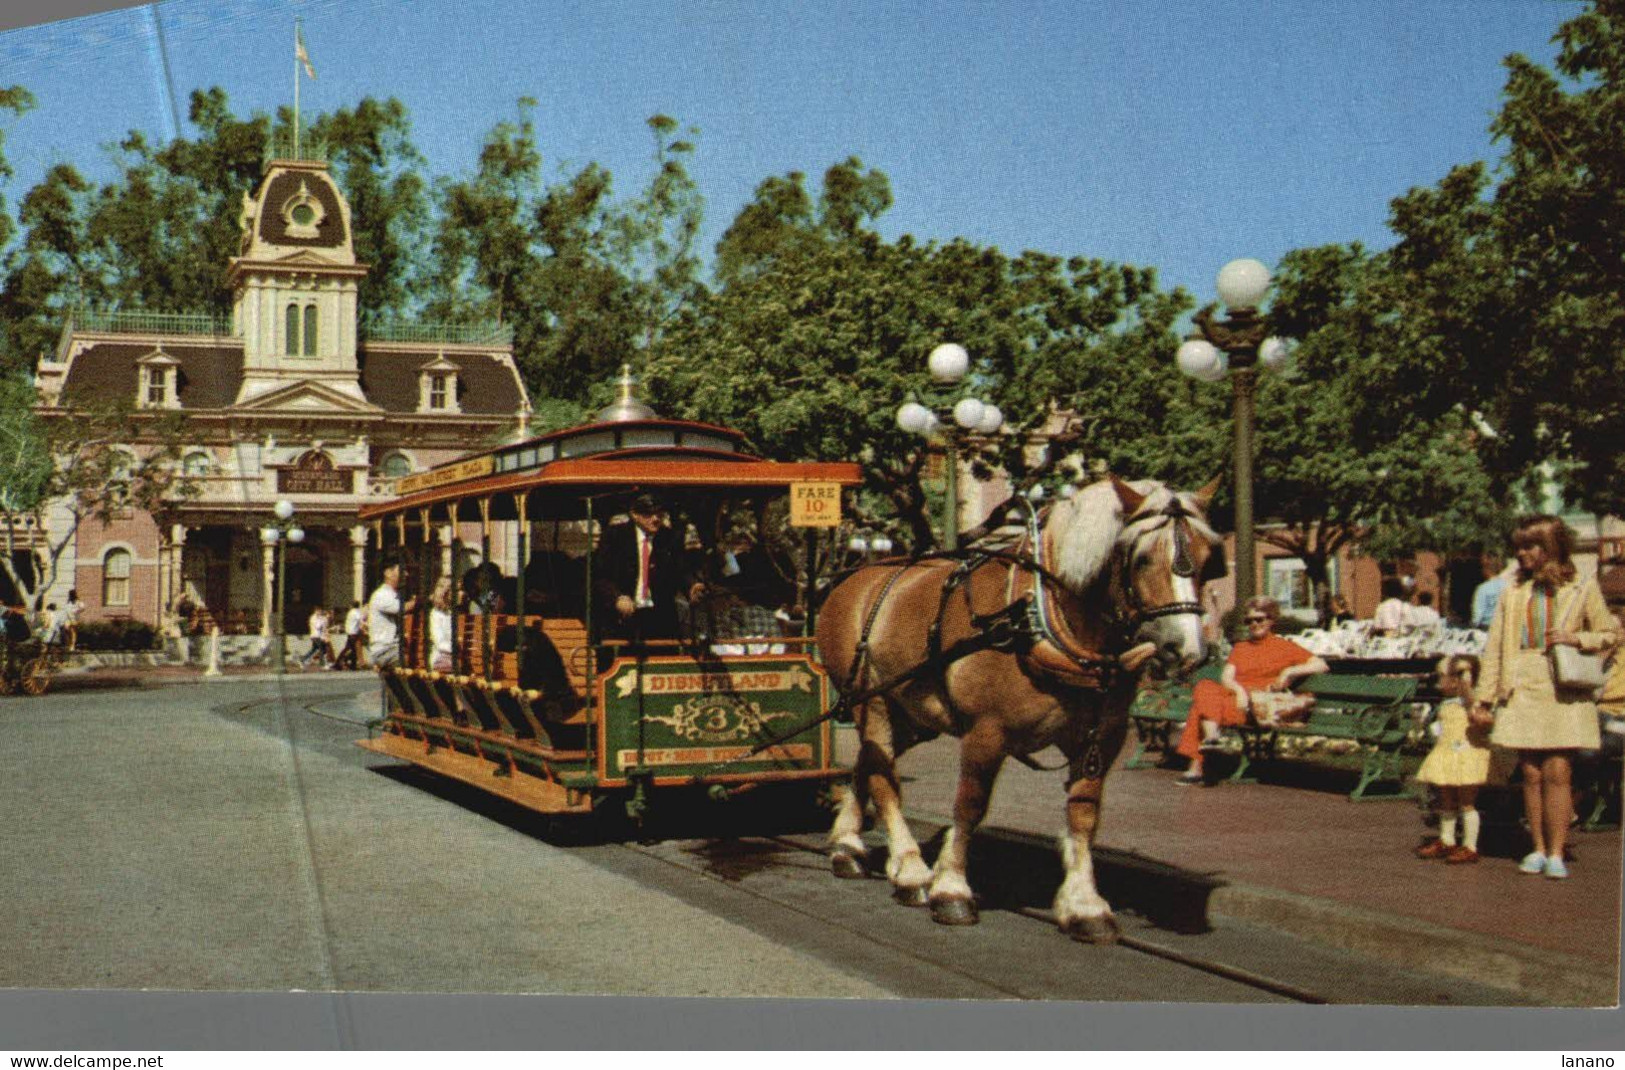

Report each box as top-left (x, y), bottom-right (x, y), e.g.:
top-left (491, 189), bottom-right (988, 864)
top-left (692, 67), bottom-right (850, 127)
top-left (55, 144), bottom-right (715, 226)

top-left (816, 476), bottom-right (1222, 942)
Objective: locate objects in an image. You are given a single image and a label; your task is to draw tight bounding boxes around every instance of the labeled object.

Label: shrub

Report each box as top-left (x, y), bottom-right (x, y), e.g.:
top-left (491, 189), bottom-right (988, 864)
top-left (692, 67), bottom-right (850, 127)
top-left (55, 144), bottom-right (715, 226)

top-left (74, 619), bottom-right (161, 651)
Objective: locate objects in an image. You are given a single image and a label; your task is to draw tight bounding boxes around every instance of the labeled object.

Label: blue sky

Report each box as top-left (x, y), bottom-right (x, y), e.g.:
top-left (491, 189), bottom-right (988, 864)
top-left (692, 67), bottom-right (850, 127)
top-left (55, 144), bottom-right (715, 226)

top-left (0, 0), bottom-right (1576, 303)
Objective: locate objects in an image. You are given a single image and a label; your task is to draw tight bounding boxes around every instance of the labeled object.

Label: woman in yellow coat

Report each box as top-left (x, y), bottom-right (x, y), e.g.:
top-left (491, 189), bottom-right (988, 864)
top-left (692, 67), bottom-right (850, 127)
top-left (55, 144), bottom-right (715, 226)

top-left (1476, 516), bottom-right (1619, 879)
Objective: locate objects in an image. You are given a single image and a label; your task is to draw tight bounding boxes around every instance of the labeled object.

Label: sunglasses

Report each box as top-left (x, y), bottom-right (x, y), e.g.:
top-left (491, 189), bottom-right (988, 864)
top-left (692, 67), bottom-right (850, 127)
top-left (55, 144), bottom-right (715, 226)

top-left (1244, 615), bottom-right (1270, 623)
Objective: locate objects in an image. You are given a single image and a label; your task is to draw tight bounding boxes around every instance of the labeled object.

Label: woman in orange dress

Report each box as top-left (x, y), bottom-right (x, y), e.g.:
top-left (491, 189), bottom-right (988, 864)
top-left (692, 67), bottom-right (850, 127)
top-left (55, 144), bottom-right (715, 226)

top-left (1175, 597), bottom-right (1329, 785)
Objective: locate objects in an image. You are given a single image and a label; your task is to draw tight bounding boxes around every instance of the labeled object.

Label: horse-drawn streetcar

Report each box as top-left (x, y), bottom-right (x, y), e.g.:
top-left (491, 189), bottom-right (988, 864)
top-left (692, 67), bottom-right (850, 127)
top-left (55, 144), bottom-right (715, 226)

top-left (355, 374), bottom-right (860, 820)
top-left (359, 370), bottom-right (1229, 945)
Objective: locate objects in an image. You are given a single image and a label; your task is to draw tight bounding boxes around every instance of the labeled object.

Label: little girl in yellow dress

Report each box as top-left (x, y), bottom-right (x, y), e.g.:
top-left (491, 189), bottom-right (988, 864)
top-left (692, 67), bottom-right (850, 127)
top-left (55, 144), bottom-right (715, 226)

top-left (1415, 655), bottom-right (1494, 864)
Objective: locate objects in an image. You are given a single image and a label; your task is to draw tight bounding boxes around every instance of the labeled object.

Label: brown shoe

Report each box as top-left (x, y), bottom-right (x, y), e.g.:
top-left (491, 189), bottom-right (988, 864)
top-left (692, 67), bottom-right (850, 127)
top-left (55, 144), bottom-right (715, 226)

top-left (1415, 840), bottom-right (1452, 860)
top-left (1444, 846), bottom-right (1480, 865)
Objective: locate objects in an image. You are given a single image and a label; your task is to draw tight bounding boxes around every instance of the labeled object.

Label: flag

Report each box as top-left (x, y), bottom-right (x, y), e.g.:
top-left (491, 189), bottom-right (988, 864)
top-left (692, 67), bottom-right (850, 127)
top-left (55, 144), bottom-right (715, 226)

top-left (296, 27), bottom-right (317, 80)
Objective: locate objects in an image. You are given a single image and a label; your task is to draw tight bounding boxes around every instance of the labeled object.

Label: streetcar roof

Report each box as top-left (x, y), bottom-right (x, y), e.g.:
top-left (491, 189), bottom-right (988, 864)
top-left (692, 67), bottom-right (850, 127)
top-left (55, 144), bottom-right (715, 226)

top-left (359, 415), bottom-right (861, 522)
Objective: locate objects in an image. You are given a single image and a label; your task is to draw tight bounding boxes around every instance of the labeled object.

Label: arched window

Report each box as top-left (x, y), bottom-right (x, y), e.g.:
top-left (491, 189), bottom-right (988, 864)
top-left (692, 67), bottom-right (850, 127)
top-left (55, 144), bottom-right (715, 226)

top-left (103, 548), bottom-right (132, 607)
top-left (303, 304), bottom-right (317, 356)
top-left (379, 453), bottom-right (413, 480)
top-left (285, 303), bottom-right (299, 355)
top-left (182, 452), bottom-right (211, 478)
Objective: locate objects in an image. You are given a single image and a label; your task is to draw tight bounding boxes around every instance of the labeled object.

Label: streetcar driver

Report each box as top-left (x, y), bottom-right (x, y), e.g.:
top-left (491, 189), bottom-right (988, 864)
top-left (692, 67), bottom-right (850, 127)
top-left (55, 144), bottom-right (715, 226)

top-left (592, 493), bottom-right (704, 645)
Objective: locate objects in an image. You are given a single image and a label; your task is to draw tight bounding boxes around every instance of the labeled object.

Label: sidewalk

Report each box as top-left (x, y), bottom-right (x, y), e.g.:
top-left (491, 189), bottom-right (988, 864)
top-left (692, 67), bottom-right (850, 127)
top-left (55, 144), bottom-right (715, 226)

top-left (857, 726), bottom-right (1623, 1006)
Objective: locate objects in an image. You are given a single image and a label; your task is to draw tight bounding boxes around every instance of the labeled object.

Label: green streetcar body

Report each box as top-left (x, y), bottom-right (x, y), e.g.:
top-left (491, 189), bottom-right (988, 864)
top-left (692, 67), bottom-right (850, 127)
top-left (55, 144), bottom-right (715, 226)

top-left (355, 403), bottom-right (859, 818)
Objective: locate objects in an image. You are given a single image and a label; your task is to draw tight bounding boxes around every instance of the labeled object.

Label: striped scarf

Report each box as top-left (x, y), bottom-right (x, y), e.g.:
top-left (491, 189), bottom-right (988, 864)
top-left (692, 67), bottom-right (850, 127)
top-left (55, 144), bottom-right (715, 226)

top-left (1521, 588), bottom-right (1552, 651)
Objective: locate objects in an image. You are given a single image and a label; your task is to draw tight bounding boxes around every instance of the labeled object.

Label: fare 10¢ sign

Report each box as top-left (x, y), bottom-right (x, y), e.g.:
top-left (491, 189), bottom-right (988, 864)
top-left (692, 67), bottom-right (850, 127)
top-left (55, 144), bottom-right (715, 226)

top-left (790, 483), bottom-right (842, 528)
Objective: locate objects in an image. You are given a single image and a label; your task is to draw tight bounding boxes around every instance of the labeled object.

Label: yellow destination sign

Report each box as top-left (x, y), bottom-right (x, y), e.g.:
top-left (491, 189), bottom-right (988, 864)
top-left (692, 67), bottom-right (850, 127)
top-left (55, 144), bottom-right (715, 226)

top-left (396, 455), bottom-right (495, 495)
top-left (789, 482), bottom-right (841, 528)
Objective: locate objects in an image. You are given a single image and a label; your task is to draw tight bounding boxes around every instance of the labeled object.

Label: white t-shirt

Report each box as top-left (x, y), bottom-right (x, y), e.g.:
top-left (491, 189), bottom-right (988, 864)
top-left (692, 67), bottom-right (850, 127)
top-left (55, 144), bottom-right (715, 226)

top-left (367, 583), bottom-right (402, 651)
top-left (430, 608), bottom-right (453, 661)
top-left (345, 607), bottom-right (364, 637)
top-left (1373, 597), bottom-right (1409, 633)
top-left (308, 611), bottom-right (329, 641)
top-left (1407, 604), bottom-right (1441, 629)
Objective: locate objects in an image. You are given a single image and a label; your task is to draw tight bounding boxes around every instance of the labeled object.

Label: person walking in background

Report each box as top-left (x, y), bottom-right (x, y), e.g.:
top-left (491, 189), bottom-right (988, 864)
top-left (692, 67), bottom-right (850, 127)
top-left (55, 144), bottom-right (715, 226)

top-left (1327, 595), bottom-right (1354, 625)
top-left (1477, 515), bottom-right (1618, 879)
top-left (62, 590), bottom-right (83, 652)
top-left (301, 606), bottom-right (333, 669)
top-left (1415, 655), bottom-right (1493, 864)
top-left (333, 600), bottom-right (365, 669)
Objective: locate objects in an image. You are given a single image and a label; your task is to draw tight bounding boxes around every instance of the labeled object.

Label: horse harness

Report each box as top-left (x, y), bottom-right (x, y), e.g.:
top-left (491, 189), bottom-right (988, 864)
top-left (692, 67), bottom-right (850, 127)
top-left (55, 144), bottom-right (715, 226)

top-left (742, 495), bottom-right (1210, 774)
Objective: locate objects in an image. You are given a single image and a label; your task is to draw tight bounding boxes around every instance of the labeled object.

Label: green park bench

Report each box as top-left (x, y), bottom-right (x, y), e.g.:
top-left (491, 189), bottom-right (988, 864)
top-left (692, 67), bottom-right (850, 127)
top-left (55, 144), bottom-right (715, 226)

top-left (1127, 668), bottom-right (1421, 801)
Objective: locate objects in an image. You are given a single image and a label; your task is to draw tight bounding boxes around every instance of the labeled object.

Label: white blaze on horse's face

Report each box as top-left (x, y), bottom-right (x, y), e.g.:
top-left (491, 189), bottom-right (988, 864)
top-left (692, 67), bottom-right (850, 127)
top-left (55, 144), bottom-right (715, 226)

top-left (1114, 482), bottom-right (1218, 678)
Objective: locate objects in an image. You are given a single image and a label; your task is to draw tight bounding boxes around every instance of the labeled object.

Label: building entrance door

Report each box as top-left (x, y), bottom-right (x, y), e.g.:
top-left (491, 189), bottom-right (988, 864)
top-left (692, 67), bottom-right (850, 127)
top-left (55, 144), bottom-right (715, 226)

top-left (283, 545), bottom-right (324, 634)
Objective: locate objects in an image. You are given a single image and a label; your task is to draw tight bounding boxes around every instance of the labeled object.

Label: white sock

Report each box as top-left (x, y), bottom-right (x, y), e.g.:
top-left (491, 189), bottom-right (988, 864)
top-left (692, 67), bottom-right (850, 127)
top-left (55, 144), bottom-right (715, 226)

top-left (1438, 811), bottom-right (1459, 847)
top-left (1461, 808), bottom-right (1480, 852)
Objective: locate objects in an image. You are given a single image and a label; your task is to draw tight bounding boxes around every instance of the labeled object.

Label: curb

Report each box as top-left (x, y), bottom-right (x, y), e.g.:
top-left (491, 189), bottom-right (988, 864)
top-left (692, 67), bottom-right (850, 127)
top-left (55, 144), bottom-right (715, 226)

top-left (1204, 881), bottom-right (1618, 1007)
top-left (925, 819), bottom-right (1618, 1007)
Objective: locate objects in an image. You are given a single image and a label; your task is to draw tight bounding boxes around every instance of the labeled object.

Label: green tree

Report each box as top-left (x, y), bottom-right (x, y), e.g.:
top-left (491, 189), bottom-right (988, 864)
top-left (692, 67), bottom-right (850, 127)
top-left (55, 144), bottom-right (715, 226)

top-left (0, 375), bottom-right (198, 610)
top-left (427, 101), bottom-right (708, 405)
top-left (1381, 0), bottom-right (1625, 516)
top-left (0, 89), bottom-right (431, 377)
top-left (0, 85), bottom-right (36, 254)
top-left (650, 162), bottom-right (1182, 551)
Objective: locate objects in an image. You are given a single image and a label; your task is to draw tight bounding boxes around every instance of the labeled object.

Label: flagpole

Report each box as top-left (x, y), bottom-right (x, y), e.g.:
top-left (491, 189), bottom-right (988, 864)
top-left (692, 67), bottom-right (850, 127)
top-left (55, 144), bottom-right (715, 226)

top-left (293, 20), bottom-right (301, 158)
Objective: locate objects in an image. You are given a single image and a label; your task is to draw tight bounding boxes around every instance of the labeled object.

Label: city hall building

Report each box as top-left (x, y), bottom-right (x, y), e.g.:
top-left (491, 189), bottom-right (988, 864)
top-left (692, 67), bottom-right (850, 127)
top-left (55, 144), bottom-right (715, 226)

top-left (31, 151), bottom-right (530, 634)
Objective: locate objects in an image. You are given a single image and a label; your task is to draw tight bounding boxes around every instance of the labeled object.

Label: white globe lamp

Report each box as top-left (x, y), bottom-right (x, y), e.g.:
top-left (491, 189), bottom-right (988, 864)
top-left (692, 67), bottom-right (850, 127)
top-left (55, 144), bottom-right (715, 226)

top-left (975, 404), bottom-right (1004, 435)
top-left (928, 343), bottom-right (969, 384)
top-left (1259, 336), bottom-right (1291, 371)
top-left (1216, 258), bottom-right (1271, 310)
top-left (953, 397), bottom-right (986, 430)
top-left (273, 499), bottom-right (295, 522)
top-left (896, 401), bottom-right (933, 435)
top-left (1177, 338), bottom-right (1222, 381)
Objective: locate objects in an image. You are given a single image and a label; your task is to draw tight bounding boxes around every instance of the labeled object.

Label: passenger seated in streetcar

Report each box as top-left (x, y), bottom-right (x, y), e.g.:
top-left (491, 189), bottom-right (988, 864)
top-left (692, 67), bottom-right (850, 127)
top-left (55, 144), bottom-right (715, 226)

top-left (592, 494), bottom-right (704, 645)
top-left (523, 549), bottom-right (585, 619)
top-left (494, 619), bottom-right (580, 714)
top-left (707, 531), bottom-right (794, 654)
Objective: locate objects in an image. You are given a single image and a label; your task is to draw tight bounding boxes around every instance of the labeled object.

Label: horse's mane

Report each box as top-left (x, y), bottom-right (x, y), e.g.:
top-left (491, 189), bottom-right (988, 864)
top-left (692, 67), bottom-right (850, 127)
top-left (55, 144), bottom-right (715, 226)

top-left (1047, 479), bottom-right (1217, 592)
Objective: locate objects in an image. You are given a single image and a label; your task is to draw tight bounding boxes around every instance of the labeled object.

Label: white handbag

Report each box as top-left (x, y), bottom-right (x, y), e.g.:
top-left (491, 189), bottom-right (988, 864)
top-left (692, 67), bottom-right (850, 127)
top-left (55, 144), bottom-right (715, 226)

top-left (1549, 580), bottom-right (1609, 698)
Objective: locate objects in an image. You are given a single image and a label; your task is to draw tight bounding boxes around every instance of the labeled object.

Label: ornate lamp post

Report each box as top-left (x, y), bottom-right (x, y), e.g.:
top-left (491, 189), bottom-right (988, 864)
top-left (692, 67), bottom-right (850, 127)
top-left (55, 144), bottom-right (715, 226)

top-left (1176, 259), bottom-right (1291, 614)
top-left (260, 499), bottom-right (305, 674)
top-left (896, 343), bottom-right (1004, 552)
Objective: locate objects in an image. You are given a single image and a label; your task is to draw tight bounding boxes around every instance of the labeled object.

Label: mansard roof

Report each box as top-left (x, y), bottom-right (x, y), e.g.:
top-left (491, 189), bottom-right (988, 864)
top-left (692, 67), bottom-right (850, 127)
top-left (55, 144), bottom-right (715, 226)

top-left (60, 339), bottom-right (245, 409)
top-left (55, 335), bottom-right (524, 418)
top-left (359, 344), bottom-right (526, 415)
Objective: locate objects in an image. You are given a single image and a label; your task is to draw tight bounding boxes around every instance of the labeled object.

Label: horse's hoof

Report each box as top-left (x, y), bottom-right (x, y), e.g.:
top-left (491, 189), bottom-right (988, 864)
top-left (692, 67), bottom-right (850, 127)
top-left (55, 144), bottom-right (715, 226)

top-left (1063, 914), bottom-right (1120, 945)
top-left (930, 897), bottom-right (979, 926)
top-left (830, 851), bottom-right (868, 879)
top-left (892, 884), bottom-right (930, 908)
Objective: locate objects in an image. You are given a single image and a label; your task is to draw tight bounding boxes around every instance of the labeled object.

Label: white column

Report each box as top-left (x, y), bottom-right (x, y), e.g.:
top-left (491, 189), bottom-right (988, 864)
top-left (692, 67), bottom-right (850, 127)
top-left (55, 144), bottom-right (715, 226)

top-left (351, 526), bottom-right (368, 606)
top-left (261, 541), bottom-right (276, 637)
top-left (440, 524), bottom-right (454, 579)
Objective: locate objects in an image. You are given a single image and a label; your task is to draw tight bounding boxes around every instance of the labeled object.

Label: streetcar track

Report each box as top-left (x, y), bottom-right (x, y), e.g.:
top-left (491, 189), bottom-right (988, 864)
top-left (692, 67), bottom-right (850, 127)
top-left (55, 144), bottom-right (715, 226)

top-left (641, 832), bottom-right (1326, 1003)
top-left (757, 833), bottom-right (1328, 1002)
top-left (288, 689), bottom-right (1331, 1002)
top-left (614, 839), bottom-right (1033, 1000)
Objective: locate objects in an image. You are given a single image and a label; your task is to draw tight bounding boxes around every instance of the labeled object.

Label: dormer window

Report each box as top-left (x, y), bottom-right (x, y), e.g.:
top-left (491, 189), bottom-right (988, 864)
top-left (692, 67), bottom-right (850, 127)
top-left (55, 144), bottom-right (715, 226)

top-left (136, 348), bottom-right (181, 409)
top-left (417, 354), bottom-right (462, 414)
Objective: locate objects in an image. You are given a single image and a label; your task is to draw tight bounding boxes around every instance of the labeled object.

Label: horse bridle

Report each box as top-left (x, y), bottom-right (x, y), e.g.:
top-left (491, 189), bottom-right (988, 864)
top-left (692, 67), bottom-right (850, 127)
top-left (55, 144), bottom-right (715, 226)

top-left (1114, 498), bottom-right (1209, 626)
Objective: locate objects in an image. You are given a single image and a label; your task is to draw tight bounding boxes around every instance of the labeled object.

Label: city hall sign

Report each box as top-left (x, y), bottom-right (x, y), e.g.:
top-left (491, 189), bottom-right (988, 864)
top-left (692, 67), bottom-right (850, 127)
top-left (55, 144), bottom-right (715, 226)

top-left (277, 450), bottom-right (352, 495)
